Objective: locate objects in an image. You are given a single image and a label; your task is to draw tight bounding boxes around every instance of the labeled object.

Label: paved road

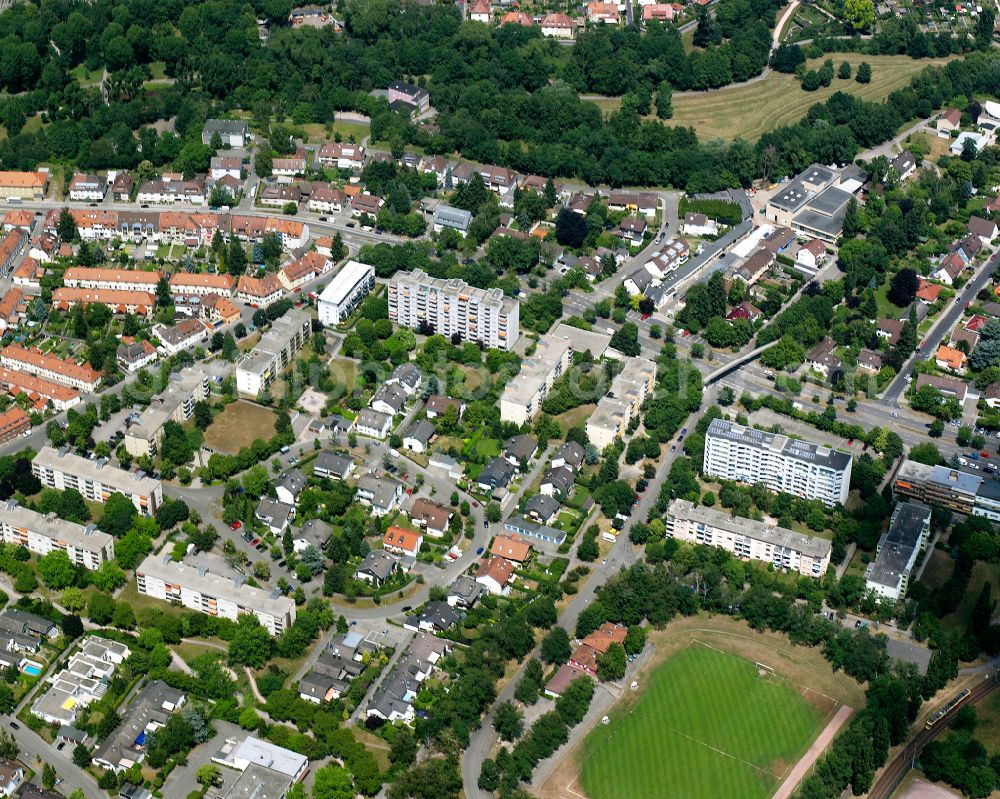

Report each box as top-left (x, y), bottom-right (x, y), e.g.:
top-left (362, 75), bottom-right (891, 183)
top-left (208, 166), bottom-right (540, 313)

top-left (2, 713), bottom-right (103, 799)
top-left (883, 248), bottom-right (999, 404)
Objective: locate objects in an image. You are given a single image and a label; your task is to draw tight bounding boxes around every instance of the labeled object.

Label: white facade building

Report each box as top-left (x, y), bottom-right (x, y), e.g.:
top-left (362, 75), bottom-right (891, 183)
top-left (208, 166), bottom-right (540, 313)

top-left (388, 269), bottom-right (519, 351)
top-left (500, 334), bottom-right (572, 425)
top-left (235, 309), bottom-right (311, 396)
top-left (317, 260), bottom-right (375, 325)
top-left (32, 446), bottom-right (163, 515)
top-left (0, 500), bottom-right (115, 570)
top-left (136, 554), bottom-right (296, 635)
top-left (864, 502), bottom-right (932, 601)
top-left (703, 419), bottom-right (852, 506)
top-left (665, 498), bottom-right (831, 577)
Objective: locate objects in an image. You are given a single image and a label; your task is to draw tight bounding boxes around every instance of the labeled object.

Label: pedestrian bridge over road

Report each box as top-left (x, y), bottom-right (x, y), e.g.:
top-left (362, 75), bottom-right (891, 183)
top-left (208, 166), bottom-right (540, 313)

top-left (704, 340), bottom-right (779, 386)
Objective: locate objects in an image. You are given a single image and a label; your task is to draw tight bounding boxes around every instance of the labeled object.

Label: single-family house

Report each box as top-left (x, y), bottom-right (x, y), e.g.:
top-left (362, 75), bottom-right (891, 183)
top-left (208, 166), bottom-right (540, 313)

top-left (524, 494), bottom-right (560, 525)
top-left (383, 526), bottom-right (423, 558)
top-left (477, 457), bottom-right (515, 493)
top-left (490, 533), bottom-right (531, 564)
top-left (682, 213), bottom-right (717, 237)
top-left (409, 498), bottom-right (453, 537)
top-left (539, 465), bottom-right (575, 498)
top-left (446, 575), bottom-right (484, 609)
top-left (936, 109), bottom-right (962, 136)
top-left (503, 434), bottom-right (538, 468)
top-left (275, 469), bottom-right (306, 505)
top-left (355, 550), bottom-right (397, 585)
top-left (355, 408), bottom-right (393, 439)
top-left (255, 497), bottom-right (295, 535)
top-left (796, 239), bottom-right (828, 274)
top-left (424, 394), bottom-right (465, 420)
top-left (935, 344), bottom-right (968, 373)
top-left (551, 441), bottom-right (585, 472)
top-left (969, 216), bottom-right (998, 245)
top-left (475, 556), bottom-right (514, 596)
top-left (402, 419), bottom-right (434, 453)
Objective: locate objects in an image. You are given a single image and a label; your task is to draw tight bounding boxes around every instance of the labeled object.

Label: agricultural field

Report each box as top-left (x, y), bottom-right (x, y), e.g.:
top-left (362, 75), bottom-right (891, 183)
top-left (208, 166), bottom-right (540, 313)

top-left (589, 54), bottom-right (955, 141)
top-left (203, 400), bottom-right (279, 454)
top-left (579, 645), bottom-right (825, 799)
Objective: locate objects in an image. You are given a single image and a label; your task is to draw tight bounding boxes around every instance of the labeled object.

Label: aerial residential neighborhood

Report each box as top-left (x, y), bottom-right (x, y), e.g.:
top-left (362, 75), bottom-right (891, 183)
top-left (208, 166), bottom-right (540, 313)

top-left (0, 2), bottom-right (993, 799)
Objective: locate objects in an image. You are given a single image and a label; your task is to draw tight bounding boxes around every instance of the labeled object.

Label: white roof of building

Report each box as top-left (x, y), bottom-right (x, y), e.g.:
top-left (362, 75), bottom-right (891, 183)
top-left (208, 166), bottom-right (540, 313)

top-left (318, 260), bottom-right (373, 306)
top-left (227, 736), bottom-right (307, 777)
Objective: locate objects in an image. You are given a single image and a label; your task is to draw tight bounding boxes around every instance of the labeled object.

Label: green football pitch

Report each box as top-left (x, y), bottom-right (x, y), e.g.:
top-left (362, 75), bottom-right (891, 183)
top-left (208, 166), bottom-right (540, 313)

top-left (579, 643), bottom-right (827, 799)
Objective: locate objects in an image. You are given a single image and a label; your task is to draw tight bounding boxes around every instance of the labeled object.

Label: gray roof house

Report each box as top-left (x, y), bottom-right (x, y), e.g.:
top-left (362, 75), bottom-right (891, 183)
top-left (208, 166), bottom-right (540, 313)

top-left (255, 497), bottom-right (295, 534)
top-left (503, 434), bottom-right (538, 467)
top-left (313, 451), bottom-right (355, 480)
top-left (292, 519), bottom-right (332, 553)
top-left (93, 680), bottom-right (185, 773)
top-left (371, 384), bottom-right (408, 416)
top-left (551, 441), bottom-right (585, 471)
top-left (355, 408), bottom-right (393, 439)
top-left (402, 419), bottom-right (435, 452)
top-left (478, 457), bottom-right (516, 492)
top-left (275, 469), bottom-right (307, 505)
top-left (356, 475), bottom-right (404, 516)
top-left (404, 601), bottom-right (461, 633)
top-left (446, 575), bottom-right (484, 609)
top-left (432, 204), bottom-right (473, 236)
top-left (386, 363), bottom-right (423, 395)
top-left (354, 550), bottom-right (397, 585)
top-left (540, 465), bottom-right (575, 497)
top-left (524, 493), bottom-right (560, 524)
top-left (202, 119), bottom-right (249, 148)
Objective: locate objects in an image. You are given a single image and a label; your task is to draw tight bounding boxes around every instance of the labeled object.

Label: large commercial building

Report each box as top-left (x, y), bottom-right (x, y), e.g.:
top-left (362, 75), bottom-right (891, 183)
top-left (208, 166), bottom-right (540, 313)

top-left (500, 334), bottom-right (572, 424)
top-left (387, 269), bottom-right (519, 351)
top-left (317, 260), bottom-right (375, 325)
top-left (0, 500), bottom-right (115, 570)
top-left (892, 458), bottom-right (1000, 520)
top-left (0, 344), bottom-right (101, 392)
top-left (124, 369), bottom-right (210, 457)
top-left (136, 554), bottom-right (296, 635)
top-left (236, 309), bottom-right (311, 396)
top-left (32, 446), bottom-right (163, 515)
top-left (665, 498), bottom-right (831, 577)
top-left (703, 419), bottom-right (852, 506)
top-left (586, 357), bottom-right (657, 449)
top-left (764, 163), bottom-right (862, 244)
top-left (864, 502), bottom-right (932, 601)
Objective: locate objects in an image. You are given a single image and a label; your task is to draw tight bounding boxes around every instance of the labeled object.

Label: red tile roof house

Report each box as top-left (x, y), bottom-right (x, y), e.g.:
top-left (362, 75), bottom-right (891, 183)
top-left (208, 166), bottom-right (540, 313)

top-left (540, 12), bottom-right (575, 38)
top-left (915, 279), bottom-right (943, 304)
top-left (966, 314), bottom-right (990, 333)
top-left (933, 251), bottom-right (967, 285)
top-left (568, 643), bottom-right (600, 676)
top-left (726, 302), bottom-right (761, 323)
top-left (382, 526), bottom-right (423, 558)
top-left (351, 193), bottom-right (384, 218)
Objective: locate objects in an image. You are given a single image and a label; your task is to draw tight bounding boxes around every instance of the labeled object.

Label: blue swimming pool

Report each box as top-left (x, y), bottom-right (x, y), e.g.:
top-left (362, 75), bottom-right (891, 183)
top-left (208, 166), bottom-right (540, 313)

top-left (21, 664), bottom-right (41, 677)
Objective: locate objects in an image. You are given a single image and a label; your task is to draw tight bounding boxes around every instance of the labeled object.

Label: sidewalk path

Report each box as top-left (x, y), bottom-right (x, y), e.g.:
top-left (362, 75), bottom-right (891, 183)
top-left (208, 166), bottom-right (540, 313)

top-left (771, 704), bottom-right (853, 799)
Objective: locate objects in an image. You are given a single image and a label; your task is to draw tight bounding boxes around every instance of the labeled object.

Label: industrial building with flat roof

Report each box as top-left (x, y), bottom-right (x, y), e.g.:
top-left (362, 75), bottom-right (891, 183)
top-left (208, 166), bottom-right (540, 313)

top-left (32, 446), bottom-right (163, 515)
top-left (704, 419), bottom-right (852, 506)
top-left (864, 502), bottom-right (931, 601)
top-left (236, 309), bottom-right (311, 396)
top-left (135, 554), bottom-right (296, 635)
top-left (765, 163), bottom-right (861, 243)
top-left (388, 268), bottom-right (519, 351)
top-left (0, 500), bottom-right (114, 570)
top-left (500, 333), bottom-right (572, 425)
top-left (665, 498), bottom-right (831, 577)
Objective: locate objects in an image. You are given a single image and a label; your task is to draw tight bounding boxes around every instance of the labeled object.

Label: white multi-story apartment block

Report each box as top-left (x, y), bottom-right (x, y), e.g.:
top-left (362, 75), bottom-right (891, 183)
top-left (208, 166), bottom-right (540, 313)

top-left (864, 502), bottom-right (931, 601)
top-left (500, 334), bottom-right (572, 425)
top-left (235, 309), bottom-right (311, 396)
top-left (0, 500), bottom-right (115, 570)
top-left (32, 446), bottom-right (163, 515)
top-left (586, 357), bottom-right (657, 449)
top-left (318, 260), bottom-right (375, 325)
top-left (124, 369), bottom-right (210, 457)
top-left (135, 554), bottom-right (296, 635)
top-left (665, 498), bottom-right (831, 577)
top-left (388, 269), bottom-right (519, 351)
top-left (703, 419), bottom-right (852, 507)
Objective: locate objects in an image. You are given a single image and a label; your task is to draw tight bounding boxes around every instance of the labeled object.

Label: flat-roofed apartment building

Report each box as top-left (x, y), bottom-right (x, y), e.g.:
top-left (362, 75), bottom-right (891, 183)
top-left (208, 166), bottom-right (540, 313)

top-left (235, 309), bottom-right (311, 396)
top-left (586, 357), bottom-right (656, 449)
top-left (0, 343), bottom-right (101, 392)
top-left (704, 419), bottom-right (852, 506)
top-left (136, 554), bottom-right (295, 635)
top-left (893, 459), bottom-right (983, 515)
top-left (388, 268), bottom-right (519, 351)
top-left (32, 446), bottom-right (163, 515)
top-left (864, 502), bottom-right (931, 600)
top-left (500, 334), bottom-right (572, 425)
top-left (0, 499), bottom-right (115, 570)
top-left (31, 636), bottom-right (130, 725)
top-left (62, 267), bottom-right (162, 291)
top-left (124, 369), bottom-right (210, 457)
top-left (665, 498), bottom-right (831, 577)
top-left (317, 260), bottom-right (375, 325)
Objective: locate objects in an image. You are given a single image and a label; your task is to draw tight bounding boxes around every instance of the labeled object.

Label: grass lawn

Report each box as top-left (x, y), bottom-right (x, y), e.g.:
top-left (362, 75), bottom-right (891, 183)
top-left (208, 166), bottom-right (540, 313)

top-left (328, 357), bottom-right (359, 391)
top-left (462, 429), bottom-right (500, 460)
top-left (579, 641), bottom-right (833, 799)
top-left (300, 121), bottom-right (370, 143)
top-left (553, 404), bottom-right (596, 436)
top-left (70, 63), bottom-right (102, 87)
top-left (203, 400), bottom-right (278, 454)
top-left (973, 689), bottom-right (1000, 752)
top-left (592, 54), bottom-right (955, 141)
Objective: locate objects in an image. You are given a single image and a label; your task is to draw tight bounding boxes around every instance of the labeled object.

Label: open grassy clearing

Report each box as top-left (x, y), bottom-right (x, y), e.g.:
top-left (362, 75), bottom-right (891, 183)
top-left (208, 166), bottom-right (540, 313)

top-left (300, 121), bottom-right (370, 143)
top-left (589, 54), bottom-right (955, 141)
top-left (203, 400), bottom-right (278, 454)
top-left (579, 644), bottom-right (827, 799)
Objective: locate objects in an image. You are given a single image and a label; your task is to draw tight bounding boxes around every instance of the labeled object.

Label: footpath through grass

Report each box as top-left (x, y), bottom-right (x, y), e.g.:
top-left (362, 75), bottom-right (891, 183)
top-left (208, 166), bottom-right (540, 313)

top-left (579, 644), bottom-right (825, 799)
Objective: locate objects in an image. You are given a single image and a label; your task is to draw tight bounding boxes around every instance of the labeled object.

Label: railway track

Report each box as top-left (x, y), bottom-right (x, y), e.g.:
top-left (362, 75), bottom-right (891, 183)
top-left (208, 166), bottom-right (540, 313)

top-left (866, 676), bottom-right (999, 799)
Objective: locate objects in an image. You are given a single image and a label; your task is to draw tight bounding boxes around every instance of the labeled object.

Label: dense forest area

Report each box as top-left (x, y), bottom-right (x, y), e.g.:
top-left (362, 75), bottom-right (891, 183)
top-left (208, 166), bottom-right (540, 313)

top-left (0, 0), bottom-right (997, 191)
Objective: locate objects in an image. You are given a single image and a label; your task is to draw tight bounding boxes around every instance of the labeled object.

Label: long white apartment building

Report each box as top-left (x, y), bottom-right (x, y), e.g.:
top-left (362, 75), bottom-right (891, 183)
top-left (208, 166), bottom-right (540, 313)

top-left (387, 269), bottom-right (519, 351)
top-left (703, 419), bottom-right (852, 506)
top-left (586, 357), bottom-right (657, 449)
top-left (32, 446), bottom-right (163, 515)
top-left (0, 499), bottom-right (115, 570)
top-left (136, 554), bottom-right (296, 635)
top-left (665, 498), bottom-right (832, 577)
top-left (236, 309), bottom-right (311, 396)
top-left (124, 369), bottom-right (210, 457)
top-left (317, 260), bottom-right (375, 325)
top-left (500, 334), bottom-right (572, 425)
